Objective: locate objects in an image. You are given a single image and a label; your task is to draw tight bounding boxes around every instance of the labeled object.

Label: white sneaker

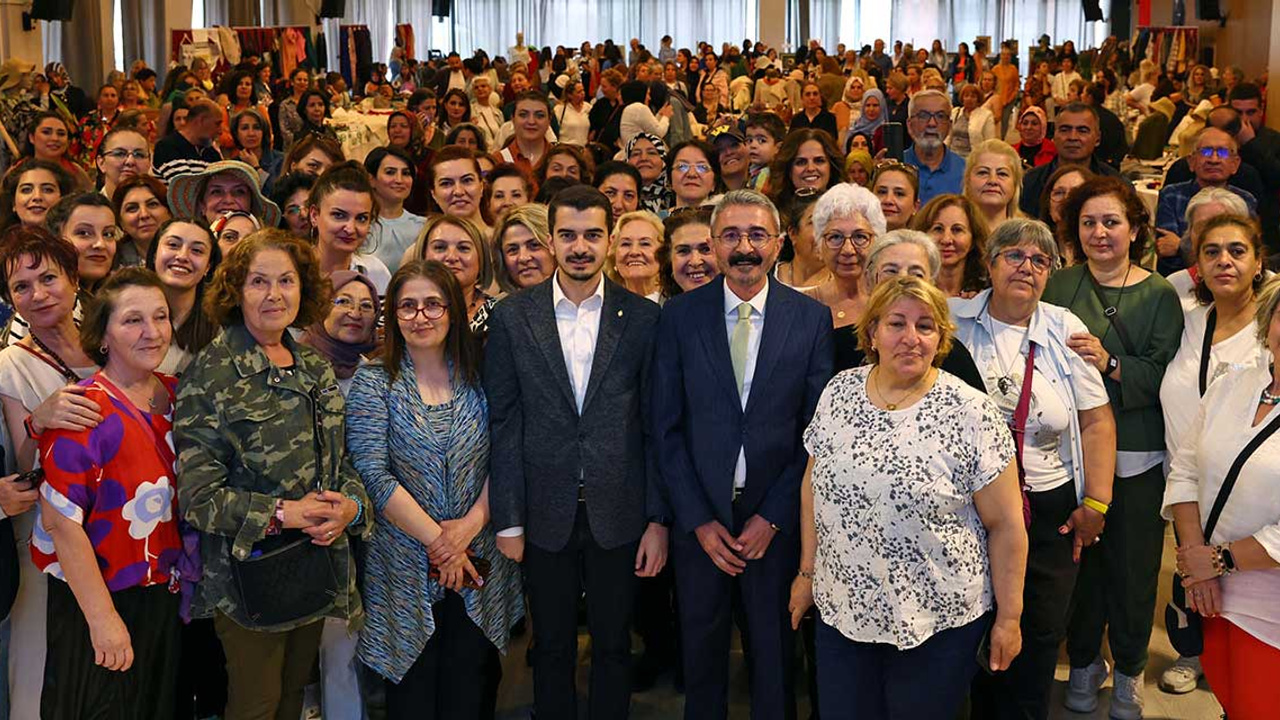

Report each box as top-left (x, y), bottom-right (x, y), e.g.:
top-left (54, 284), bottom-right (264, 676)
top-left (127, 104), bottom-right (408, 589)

top-left (1064, 656), bottom-right (1110, 713)
top-left (1110, 670), bottom-right (1146, 720)
top-left (1158, 655), bottom-right (1203, 694)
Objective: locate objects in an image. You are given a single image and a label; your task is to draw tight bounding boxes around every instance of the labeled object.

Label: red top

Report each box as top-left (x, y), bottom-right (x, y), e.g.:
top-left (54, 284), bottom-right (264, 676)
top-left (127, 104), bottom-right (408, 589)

top-left (31, 373), bottom-right (182, 592)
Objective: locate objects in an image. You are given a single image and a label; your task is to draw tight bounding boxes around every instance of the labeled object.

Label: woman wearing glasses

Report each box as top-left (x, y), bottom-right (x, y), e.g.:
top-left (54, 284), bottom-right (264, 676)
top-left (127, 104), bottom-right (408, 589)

top-left (1041, 177), bottom-right (1182, 718)
top-left (347, 260), bottom-right (521, 719)
top-left (668, 139), bottom-right (723, 212)
top-left (954, 218), bottom-right (1117, 720)
top-left (95, 127), bottom-right (152, 202)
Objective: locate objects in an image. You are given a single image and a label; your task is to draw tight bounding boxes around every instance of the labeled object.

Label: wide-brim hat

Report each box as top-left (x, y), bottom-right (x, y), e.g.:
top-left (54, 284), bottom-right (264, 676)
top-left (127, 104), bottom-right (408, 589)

top-left (0, 58), bottom-right (35, 92)
top-left (168, 160), bottom-right (282, 228)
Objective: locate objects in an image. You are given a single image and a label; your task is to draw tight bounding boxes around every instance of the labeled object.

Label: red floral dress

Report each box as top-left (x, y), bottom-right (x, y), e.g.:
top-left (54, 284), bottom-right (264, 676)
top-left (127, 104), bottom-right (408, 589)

top-left (31, 373), bottom-right (183, 592)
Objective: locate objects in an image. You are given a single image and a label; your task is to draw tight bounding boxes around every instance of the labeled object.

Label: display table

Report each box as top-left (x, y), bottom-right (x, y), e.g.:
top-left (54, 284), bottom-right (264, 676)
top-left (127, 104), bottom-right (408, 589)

top-left (326, 107), bottom-right (394, 163)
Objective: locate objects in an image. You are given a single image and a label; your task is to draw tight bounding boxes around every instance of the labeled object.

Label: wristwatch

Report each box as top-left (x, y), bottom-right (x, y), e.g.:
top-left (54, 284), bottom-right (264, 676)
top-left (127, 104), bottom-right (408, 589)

top-left (1104, 354), bottom-right (1119, 377)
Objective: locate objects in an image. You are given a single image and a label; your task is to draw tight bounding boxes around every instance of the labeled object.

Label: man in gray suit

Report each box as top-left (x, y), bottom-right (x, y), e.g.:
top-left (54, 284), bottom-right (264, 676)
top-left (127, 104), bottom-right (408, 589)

top-left (485, 185), bottom-right (669, 720)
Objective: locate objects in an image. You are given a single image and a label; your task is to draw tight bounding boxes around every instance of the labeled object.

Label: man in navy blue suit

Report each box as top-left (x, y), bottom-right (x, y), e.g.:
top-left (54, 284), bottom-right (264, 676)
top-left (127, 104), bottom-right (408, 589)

top-left (651, 189), bottom-right (834, 719)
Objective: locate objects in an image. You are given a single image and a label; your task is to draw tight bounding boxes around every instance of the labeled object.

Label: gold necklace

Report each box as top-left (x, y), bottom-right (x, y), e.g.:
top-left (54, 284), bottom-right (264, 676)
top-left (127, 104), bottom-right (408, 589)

top-left (873, 366), bottom-right (932, 411)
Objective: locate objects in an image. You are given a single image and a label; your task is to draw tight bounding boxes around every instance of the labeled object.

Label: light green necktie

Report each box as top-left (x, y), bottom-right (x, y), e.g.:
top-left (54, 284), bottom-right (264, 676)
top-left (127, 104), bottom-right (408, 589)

top-left (730, 302), bottom-right (752, 394)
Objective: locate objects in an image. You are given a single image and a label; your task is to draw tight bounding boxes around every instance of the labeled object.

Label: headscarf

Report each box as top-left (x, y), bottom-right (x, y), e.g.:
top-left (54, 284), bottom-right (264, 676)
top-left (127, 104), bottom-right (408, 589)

top-left (626, 132), bottom-right (674, 215)
top-left (843, 149), bottom-right (874, 184)
top-left (299, 271), bottom-right (380, 379)
top-left (848, 89), bottom-right (886, 138)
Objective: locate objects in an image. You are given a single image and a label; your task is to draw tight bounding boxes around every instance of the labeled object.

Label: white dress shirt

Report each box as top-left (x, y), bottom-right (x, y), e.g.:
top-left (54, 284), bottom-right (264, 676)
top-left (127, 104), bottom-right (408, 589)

top-left (725, 281), bottom-right (768, 489)
top-left (497, 272), bottom-right (606, 538)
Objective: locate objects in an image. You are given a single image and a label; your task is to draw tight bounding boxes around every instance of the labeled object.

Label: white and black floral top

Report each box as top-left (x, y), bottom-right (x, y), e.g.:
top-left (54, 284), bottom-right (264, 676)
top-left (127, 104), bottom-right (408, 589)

top-left (803, 366), bottom-right (1015, 649)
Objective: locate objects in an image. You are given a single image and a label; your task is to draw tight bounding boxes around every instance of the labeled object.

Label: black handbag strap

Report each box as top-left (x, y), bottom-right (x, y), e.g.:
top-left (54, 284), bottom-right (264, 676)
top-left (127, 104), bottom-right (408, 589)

top-left (1203, 406), bottom-right (1280, 542)
top-left (1086, 270), bottom-right (1137, 356)
top-left (1199, 307), bottom-right (1217, 397)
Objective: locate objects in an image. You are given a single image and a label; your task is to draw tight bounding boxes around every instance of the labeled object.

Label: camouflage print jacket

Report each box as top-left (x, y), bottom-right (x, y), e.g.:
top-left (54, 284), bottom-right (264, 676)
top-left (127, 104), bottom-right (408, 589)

top-left (175, 324), bottom-right (373, 632)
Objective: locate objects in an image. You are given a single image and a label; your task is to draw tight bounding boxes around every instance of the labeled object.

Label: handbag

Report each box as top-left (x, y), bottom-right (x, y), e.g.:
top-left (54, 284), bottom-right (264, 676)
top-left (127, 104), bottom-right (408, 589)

top-left (230, 386), bottom-right (341, 627)
top-left (1165, 394), bottom-right (1280, 656)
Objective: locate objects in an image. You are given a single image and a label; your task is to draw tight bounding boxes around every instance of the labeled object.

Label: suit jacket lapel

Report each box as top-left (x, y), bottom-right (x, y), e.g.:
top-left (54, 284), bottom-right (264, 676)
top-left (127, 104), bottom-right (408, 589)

top-left (697, 277), bottom-right (742, 408)
top-left (581, 279), bottom-right (627, 413)
top-left (744, 278), bottom-right (795, 416)
top-left (528, 280), bottom-right (578, 412)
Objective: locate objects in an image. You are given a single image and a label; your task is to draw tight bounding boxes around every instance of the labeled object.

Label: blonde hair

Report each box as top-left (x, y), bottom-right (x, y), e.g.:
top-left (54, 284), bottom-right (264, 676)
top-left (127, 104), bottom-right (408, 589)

top-left (857, 276), bottom-right (955, 366)
top-left (605, 210), bottom-right (666, 291)
top-left (410, 214), bottom-right (495, 290)
top-left (492, 203), bottom-right (551, 293)
top-left (964, 139), bottom-right (1023, 221)
top-left (1256, 275), bottom-right (1280, 344)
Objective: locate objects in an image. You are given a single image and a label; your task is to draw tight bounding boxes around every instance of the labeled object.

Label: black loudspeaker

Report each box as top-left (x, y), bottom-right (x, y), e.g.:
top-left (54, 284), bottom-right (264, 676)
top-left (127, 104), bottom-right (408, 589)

top-left (29, 0), bottom-right (74, 21)
top-left (1083, 0), bottom-right (1104, 22)
top-left (432, 0), bottom-right (451, 18)
top-left (1197, 0), bottom-right (1222, 20)
top-left (319, 0), bottom-right (345, 18)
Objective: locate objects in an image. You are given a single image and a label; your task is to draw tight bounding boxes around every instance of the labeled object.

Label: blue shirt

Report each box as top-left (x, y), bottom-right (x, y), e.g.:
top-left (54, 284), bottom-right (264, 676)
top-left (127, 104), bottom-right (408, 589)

top-left (1155, 179), bottom-right (1257, 237)
top-left (904, 146), bottom-right (966, 203)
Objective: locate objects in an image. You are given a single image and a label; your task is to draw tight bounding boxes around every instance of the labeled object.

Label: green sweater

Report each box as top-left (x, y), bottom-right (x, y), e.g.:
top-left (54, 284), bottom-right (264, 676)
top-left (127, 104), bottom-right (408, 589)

top-left (1041, 264), bottom-right (1183, 453)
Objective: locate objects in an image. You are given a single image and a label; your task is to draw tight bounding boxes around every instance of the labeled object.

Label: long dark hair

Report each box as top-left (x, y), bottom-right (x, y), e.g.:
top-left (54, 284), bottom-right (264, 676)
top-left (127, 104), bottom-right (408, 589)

top-left (145, 217), bottom-right (222, 354)
top-left (382, 259), bottom-right (479, 385)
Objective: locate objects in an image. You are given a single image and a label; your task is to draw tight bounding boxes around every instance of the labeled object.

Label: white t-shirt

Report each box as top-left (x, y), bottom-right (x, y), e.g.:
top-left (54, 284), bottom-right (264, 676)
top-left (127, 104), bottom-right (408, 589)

top-left (1160, 303), bottom-right (1268, 463)
top-left (366, 211), bottom-right (425, 275)
top-left (555, 101), bottom-right (593, 146)
top-left (983, 318), bottom-right (1075, 492)
top-left (803, 367), bottom-right (1014, 649)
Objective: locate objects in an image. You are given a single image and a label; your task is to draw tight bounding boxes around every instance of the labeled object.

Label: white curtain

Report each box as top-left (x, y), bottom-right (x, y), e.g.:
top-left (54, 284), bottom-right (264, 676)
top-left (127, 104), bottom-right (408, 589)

top-left (889, 0), bottom-right (1094, 72)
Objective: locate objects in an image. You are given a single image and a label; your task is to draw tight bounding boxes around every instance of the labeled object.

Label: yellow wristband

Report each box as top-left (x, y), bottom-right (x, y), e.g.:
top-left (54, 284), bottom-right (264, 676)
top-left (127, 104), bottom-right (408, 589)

top-left (1082, 496), bottom-right (1110, 515)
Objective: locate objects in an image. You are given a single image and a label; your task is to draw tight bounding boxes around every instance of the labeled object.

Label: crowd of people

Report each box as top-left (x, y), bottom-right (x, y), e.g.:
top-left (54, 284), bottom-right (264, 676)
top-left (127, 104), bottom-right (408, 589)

top-left (0, 26), bottom-right (1276, 720)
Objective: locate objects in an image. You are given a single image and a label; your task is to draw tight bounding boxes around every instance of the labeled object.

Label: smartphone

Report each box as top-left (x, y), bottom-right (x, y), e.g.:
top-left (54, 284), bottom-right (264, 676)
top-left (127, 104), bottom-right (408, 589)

top-left (884, 122), bottom-right (905, 161)
top-left (975, 626), bottom-right (995, 674)
top-left (15, 468), bottom-right (43, 487)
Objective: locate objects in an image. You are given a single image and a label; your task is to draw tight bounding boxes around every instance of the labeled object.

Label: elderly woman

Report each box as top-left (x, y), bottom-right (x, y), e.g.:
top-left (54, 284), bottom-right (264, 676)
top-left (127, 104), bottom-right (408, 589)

top-left (494, 203), bottom-right (554, 293)
top-left (32, 267), bottom-right (193, 719)
top-left (94, 127), bottom-right (151, 202)
top-left (947, 83), bottom-right (996, 158)
top-left (789, 276), bottom-right (1028, 718)
top-left (1162, 273), bottom-right (1280, 720)
top-left (606, 210), bottom-right (665, 301)
top-left (0, 227), bottom-right (101, 719)
top-left (145, 218), bottom-right (221, 375)
top-left (656, 206), bottom-right (717, 300)
top-left (113, 176), bottom-right (172, 267)
top-left (408, 215), bottom-right (498, 336)
top-left (167, 159), bottom-right (284, 228)
top-left (964, 139), bottom-right (1023, 231)
top-left (911, 194), bottom-right (989, 298)
top-left (802, 183), bottom-right (883, 363)
top-left (1154, 214), bottom-right (1268, 693)
top-left (667, 139), bottom-right (723, 212)
top-left (347, 260), bottom-right (522, 718)
top-left (1041, 177), bottom-right (1182, 719)
top-left (871, 160), bottom-right (920, 231)
top-left (626, 133), bottom-right (674, 216)
top-left (176, 230), bottom-right (373, 720)
top-left (953, 218), bottom-right (1117, 720)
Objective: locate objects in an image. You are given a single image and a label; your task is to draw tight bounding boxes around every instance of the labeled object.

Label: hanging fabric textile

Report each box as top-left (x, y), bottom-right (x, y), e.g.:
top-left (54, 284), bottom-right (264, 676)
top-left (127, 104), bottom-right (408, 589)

top-left (396, 25), bottom-right (415, 61)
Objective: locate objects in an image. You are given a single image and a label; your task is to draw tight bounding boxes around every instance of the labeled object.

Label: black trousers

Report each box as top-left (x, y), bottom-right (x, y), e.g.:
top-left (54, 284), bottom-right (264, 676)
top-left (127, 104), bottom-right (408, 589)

top-left (523, 504), bottom-right (638, 720)
top-left (174, 618), bottom-right (227, 719)
top-left (633, 564), bottom-right (679, 665)
top-left (673, 500), bottom-right (800, 720)
top-left (970, 481), bottom-right (1080, 720)
top-left (384, 591), bottom-right (502, 720)
top-left (42, 580), bottom-right (181, 720)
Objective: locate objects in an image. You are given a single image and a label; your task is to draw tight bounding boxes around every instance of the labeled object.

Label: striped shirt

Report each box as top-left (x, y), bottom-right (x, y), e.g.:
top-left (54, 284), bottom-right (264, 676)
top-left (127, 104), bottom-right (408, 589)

top-left (152, 132), bottom-right (222, 184)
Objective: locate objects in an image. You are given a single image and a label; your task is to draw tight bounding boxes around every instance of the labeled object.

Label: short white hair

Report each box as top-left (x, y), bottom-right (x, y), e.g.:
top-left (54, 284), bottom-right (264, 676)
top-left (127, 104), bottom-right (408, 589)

top-left (1185, 186), bottom-right (1250, 230)
top-left (866, 229), bottom-right (942, 281)
top-left (711, 189), bottom-right (782, 235)
top-left (811, 183), bottom-right (886, 252)
top-left (907, 88), bottom-right (952, 118)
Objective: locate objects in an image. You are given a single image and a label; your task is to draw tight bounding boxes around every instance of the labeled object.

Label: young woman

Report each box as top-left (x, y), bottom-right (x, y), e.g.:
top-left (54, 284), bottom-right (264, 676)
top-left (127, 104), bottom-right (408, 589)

top-left (145, 218), bottom-right (220, 375)
top-left (308, 162), bottom-right (392, 296)
top-left (871, 161), bottom-right (921, 231)
top-left (112, 175), bottom-right (172, 267)
top-left (94, 127), bottom-right (152, 201)
top-left (273, 172), bottom-right (317, 238)
top-left (439, 88), bottom-right (472, 134)
top-left (284, 135), bottom-right (344, 177)
top-left (364, 146), bottom-right (425, 274)
top-left (23, 112), bottom-right (91, 191)
top-left (0, 160), bottom-right (75, 231)
top-left (427, 146), bottom-right (491, 238)
top-left (769, 129), bottom-right (844, 211)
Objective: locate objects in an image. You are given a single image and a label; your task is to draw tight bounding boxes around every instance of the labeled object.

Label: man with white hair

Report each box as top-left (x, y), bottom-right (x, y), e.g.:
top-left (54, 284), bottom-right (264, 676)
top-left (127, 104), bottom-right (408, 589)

top-left (903, 89), bottom-right (965, 202)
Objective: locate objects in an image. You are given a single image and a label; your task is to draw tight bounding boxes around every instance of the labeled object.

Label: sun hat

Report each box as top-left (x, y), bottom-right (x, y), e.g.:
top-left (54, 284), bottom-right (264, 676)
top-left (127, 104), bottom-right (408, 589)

top-left (168, 159), bottom-right (282, 227)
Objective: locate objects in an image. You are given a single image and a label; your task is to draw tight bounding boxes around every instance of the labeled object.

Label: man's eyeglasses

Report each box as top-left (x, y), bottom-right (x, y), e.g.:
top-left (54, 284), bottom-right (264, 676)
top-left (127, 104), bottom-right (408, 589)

top-left (333, 296), bottom-right (377, 316)
top-left (713, 229), bottom-right (775, 247)
top-left (998, 248), bottom-right (1054, 273)
top-left (910, 110), bottom-right (949, 124)
top-left (395, 300), bottom-right (449, 321)
top-left (1196, 147), bottom-right (1235, 159)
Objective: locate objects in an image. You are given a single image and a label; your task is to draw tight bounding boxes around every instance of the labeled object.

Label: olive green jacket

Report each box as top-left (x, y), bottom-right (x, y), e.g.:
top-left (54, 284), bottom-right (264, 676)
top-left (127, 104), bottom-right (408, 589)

top-left (176, 324), bottom-right (373, 632)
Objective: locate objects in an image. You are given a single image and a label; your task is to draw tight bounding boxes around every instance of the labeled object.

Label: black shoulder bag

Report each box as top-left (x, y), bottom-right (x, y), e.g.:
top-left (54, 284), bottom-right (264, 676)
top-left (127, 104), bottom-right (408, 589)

top-left (1165, 396), bottom-right (1280, 656)
top-left (231, 386), bottom-right (340, 628)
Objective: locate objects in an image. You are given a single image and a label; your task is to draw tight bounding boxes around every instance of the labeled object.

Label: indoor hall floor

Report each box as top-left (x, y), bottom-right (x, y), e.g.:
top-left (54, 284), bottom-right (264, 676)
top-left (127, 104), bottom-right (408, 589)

top-left (494, 524), bottom-right (1224, 719)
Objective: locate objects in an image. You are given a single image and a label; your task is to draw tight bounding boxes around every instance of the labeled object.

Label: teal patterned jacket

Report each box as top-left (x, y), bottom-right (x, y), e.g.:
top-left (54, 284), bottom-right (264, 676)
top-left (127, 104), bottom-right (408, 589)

top-left (175, 324), bottom-right (373, 632)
